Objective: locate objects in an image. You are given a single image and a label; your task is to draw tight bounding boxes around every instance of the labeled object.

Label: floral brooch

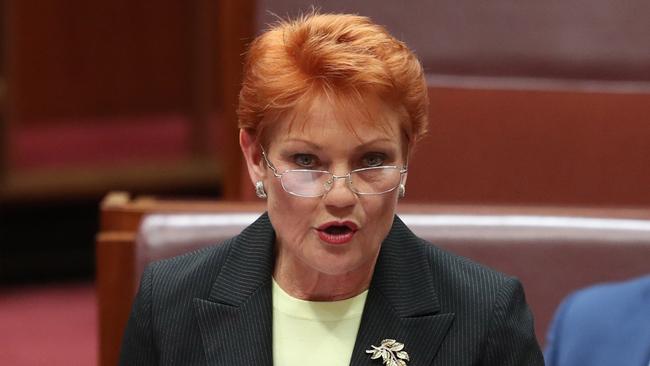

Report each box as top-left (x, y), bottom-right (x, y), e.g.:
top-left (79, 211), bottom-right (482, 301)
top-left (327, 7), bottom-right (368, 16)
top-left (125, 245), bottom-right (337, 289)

top-left (366, 339), bottom-right (410, 366)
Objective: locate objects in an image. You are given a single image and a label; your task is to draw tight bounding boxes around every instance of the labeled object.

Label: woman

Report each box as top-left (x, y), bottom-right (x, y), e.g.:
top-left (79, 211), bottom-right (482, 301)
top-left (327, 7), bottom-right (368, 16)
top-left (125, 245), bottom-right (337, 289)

top-left (120, 13), bottom-right (543, 366)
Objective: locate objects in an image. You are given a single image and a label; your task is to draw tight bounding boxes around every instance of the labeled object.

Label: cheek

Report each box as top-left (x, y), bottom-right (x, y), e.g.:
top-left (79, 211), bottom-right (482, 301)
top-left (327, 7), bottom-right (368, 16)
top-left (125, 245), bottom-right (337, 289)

top-left (266, 180), bottom-right (318, 240)
top-left (376, 191), bottom-right (399, 219)
top-left (362, 193), bottom-right (399, 242)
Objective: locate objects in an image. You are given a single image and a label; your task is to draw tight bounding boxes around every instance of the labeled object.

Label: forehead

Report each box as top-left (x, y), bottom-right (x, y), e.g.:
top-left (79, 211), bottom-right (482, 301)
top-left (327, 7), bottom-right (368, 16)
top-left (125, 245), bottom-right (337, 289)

top-left (267, 92), bottom-right (405, 148)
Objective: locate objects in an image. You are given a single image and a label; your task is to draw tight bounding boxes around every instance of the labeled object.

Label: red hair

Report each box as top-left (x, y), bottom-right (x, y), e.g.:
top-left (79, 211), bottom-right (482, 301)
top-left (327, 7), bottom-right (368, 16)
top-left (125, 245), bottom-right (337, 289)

top-left (237, 12), bottom-right (428, 147)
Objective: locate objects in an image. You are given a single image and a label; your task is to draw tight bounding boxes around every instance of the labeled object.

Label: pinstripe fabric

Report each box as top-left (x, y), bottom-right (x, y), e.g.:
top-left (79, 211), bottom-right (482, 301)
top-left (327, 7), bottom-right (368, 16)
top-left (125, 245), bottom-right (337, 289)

top-left (120, 213), bottom-right (544, 365)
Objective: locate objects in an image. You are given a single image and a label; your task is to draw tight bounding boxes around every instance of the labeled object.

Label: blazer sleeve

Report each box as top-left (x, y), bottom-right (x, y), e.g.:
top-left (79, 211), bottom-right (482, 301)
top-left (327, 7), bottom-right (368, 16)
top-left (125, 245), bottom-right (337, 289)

top-left (119, 265), bottom-right (158, 365)
top-left (482, 277), bottom-right (545, 366)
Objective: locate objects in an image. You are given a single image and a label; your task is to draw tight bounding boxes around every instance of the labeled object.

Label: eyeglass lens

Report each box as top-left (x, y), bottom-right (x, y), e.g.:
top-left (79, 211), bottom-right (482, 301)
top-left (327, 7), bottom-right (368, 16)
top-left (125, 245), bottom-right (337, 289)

top-left (280, 167), bottom-right (402, 196)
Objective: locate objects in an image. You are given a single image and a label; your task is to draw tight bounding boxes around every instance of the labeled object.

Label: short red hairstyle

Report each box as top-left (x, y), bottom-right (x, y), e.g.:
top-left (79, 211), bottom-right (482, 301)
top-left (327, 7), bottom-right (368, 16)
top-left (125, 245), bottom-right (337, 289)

top-left (237, 12), bottom-right (428, 148)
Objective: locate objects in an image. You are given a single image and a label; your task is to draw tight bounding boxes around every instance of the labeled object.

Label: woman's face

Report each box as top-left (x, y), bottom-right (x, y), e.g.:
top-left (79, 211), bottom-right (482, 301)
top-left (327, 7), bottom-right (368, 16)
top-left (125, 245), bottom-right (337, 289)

top-left (242, 94), bottom-right (407, 282)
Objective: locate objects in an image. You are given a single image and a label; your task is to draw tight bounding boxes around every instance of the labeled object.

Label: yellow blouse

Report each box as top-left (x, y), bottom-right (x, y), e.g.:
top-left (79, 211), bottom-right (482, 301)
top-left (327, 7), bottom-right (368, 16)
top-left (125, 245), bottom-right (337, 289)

top-left (272, 279), bottom-right (368, 366)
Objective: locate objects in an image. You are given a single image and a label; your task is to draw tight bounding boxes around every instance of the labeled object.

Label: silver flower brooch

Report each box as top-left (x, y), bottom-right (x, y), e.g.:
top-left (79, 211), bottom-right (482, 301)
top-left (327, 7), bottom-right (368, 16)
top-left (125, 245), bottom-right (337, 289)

top-left (366, 339), bottom-right (410, 366)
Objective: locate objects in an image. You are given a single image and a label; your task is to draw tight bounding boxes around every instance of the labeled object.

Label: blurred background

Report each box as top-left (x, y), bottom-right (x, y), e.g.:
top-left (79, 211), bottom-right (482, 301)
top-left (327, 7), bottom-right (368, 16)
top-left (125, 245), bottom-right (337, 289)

top-left (1, 0), bottom-right (649, 365)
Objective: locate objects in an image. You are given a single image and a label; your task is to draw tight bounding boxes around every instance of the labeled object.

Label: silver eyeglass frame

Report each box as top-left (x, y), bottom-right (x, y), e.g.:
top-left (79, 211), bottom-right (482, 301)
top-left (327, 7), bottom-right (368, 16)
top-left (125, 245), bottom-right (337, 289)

top-left (260, 147), bottom-right (407, 198)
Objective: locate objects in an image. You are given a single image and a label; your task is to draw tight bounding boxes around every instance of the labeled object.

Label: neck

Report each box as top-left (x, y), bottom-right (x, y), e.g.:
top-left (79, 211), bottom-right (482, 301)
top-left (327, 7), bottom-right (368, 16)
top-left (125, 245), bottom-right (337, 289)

top-left (272, 252), bottom-right (377, 301)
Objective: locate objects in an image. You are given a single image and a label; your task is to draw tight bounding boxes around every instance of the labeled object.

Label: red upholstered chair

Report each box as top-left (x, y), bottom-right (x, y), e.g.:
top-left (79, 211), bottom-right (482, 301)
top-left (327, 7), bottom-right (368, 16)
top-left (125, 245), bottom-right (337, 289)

top-left (97, 193), bottom-right (650, 366)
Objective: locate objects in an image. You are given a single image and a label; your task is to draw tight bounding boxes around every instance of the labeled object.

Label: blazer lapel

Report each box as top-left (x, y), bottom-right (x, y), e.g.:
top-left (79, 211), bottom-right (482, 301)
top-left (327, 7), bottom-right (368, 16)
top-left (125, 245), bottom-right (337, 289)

top-left (350, 216), bottom-right (455, 366)
top-left (193, 213), bottom-right (275, 366)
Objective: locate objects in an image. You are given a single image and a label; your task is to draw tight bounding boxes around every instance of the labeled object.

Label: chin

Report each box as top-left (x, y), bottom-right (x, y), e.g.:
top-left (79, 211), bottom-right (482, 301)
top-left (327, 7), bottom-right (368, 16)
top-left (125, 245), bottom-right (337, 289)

top-left (313, 252), bottom-right (371, 276)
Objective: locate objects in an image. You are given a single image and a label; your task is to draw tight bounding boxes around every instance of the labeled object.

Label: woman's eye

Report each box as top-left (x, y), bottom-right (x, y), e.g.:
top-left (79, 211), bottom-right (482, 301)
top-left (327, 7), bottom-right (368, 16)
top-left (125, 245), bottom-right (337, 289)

top-left (293, 154), bottom-right (317, 168)
top-left (362, 153), bottom-right (386, 167)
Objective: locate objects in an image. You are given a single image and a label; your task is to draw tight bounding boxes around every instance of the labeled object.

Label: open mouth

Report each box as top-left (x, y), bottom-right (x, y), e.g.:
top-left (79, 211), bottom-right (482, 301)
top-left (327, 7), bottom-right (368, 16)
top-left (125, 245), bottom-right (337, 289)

top-left (323, 225), bottom-right (353, 235)
top-left (316, 221), bottom-right (358, 244)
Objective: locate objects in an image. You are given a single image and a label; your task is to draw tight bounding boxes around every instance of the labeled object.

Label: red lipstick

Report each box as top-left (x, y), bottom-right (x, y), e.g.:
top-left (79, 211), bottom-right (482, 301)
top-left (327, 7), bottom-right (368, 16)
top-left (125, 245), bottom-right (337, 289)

top-left (316, 221), bottom-right (358, 245)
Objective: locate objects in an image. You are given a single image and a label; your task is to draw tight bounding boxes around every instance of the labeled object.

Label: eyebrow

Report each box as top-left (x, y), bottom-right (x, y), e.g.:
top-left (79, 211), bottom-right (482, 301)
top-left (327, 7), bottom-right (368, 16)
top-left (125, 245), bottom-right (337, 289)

top-left (281, 138), bottom-right (323, 150)
top-left (354, 138), bottom-right (396, 150)
top-left (281, 137), bottom-right (397, 151)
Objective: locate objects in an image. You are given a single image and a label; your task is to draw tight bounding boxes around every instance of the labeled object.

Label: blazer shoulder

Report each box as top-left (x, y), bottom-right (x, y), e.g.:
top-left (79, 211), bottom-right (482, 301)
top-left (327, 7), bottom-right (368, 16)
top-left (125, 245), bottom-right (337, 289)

top-left (142, 213), bottom-right (274, 302)
top-left (415, 238), bottom-right (544, 365)
top-left (423, 239), bottom-right (512, 285)
top-left (145, 237), bottom-right (235, 299)
top-left (390, 216), bottom-right (512, 288)
top-left (420, 239), bottom-right (521, 312)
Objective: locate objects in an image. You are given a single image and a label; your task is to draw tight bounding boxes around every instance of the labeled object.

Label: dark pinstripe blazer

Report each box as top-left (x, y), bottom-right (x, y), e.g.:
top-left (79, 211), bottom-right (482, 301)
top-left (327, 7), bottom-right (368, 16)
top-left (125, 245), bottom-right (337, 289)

top-left (120, 213), bottom-right (544, 365)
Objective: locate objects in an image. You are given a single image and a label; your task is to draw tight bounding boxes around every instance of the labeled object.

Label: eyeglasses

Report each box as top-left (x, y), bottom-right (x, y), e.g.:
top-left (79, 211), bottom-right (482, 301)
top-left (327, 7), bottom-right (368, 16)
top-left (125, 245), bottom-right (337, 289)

top-left (261, 148), bottom-right (407, 198)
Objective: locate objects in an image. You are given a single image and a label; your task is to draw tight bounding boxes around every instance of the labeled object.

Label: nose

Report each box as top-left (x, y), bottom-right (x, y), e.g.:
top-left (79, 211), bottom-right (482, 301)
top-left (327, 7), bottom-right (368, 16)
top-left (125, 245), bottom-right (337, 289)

top-left (322, 174), bottom-right (357, 208)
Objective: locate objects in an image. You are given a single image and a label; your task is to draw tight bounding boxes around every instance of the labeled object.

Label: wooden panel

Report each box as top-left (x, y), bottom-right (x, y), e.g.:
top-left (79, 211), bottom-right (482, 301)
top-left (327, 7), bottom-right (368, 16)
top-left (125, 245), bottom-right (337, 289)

top-left (2, 0), bottom-right (252, 201)
top-left (405, 86), bottom-right (650, 206)
top-left (97, 193), bottom-right (143, 366)
top-left (96, 233), bottom-right (136, 366)
top-left (258, 0), bottom-right (650, 81)
top-left (0, 100), bottom-right (6, 184)
top-left (1, 0), bottom-right (7, 182)
top-left (8, 0), bottom-right (194, 121)
top-left (0, 158), bottom-right (222, 202)
top-left (216, 0), bottom-right (256, 199)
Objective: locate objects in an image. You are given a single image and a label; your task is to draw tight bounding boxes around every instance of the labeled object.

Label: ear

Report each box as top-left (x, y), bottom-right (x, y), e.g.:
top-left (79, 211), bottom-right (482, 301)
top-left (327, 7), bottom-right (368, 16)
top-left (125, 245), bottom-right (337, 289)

top-left (239, 129), bottom-right (267, 185)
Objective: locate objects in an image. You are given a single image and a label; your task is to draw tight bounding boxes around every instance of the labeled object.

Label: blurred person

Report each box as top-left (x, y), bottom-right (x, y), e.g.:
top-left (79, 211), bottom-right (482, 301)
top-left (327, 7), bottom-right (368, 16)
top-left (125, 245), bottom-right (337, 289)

top-left (545, 274), bottom-right (650, 366)
top-left (119, 12), bottom-right (543, 365)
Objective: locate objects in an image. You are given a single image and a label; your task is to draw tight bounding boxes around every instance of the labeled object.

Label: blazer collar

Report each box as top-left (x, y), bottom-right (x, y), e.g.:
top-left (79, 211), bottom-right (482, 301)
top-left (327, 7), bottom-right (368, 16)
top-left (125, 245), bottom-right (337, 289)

top-left (193, 213), bottom-right (454, 366)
